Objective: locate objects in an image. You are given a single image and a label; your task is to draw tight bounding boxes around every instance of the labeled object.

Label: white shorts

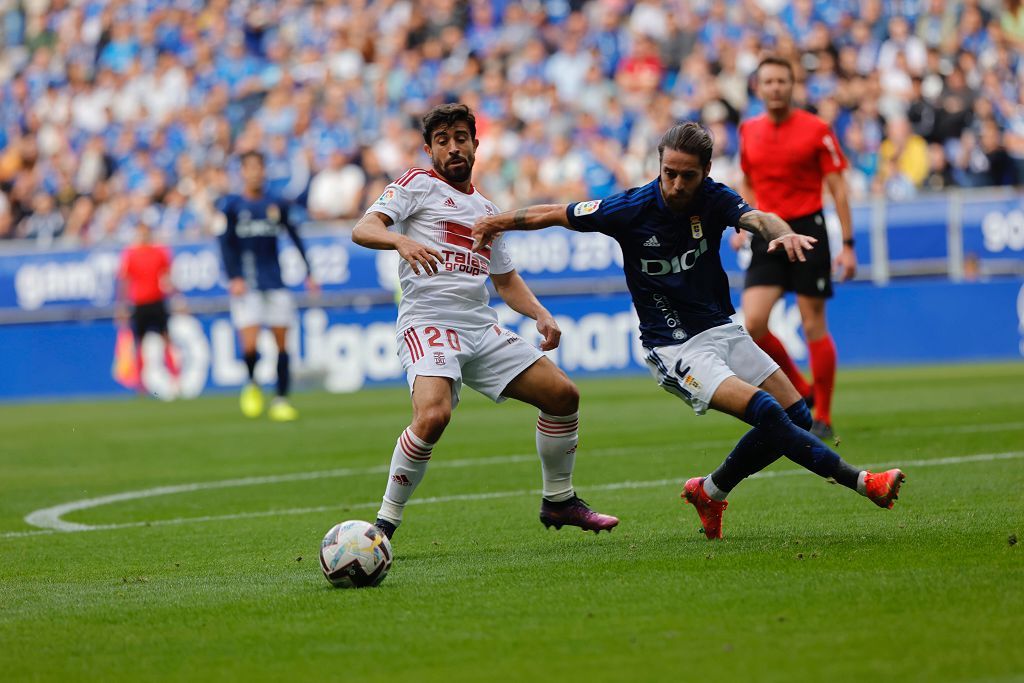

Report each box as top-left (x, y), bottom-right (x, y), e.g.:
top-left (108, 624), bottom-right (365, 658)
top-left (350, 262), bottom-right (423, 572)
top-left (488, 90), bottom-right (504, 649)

top-left (230, 289), bottom-right (296, 329)
top-left (397, 322), bottom-right (544, 408)
top-left (643, 322), bottom-right (779, 416)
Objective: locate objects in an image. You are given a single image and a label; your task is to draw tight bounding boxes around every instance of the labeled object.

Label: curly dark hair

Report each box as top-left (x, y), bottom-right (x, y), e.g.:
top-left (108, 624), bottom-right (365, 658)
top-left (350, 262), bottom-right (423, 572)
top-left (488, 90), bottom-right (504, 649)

top-left (421, 103), bottom-right (477, 145)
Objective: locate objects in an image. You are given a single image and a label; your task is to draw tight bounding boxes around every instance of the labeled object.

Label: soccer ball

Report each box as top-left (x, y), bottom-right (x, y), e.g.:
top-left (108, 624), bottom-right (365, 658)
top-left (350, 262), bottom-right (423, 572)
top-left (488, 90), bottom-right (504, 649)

top-left (319, 520), bottom-right (393, 588)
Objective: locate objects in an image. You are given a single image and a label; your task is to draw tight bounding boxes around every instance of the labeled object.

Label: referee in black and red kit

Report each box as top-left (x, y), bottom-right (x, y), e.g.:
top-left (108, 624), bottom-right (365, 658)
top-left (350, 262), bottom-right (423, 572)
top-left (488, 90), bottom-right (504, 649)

top-left (733, 56), bottom-right (857, 442)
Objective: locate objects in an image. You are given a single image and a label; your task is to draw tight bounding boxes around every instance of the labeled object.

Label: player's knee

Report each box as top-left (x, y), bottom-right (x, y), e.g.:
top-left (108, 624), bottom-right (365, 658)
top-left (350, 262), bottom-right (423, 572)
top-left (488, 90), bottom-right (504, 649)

top-left (543, 379), bottom-right (580, 416)
top-left (803, 319), bottom-right (828, 340)
top-left (413, 407), bottom-right (451, 441)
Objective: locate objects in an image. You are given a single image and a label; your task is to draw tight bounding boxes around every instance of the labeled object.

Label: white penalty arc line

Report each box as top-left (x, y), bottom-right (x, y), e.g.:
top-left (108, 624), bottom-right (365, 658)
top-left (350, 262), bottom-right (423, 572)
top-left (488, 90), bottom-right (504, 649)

top-left (19, 444), bottom-right (673, 534)
top-left (19, 419), bottom-right (1024, 535)
top-left (5, 450), bottom-right (1023, 540)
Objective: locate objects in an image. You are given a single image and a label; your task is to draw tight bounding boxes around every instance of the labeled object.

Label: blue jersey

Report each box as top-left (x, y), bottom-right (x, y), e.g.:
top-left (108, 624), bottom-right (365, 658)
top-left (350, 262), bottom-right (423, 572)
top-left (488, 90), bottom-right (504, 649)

top-left (216, 193), bottom-right (310, 291)
top-left (567, 178), bottom-right (753, 347)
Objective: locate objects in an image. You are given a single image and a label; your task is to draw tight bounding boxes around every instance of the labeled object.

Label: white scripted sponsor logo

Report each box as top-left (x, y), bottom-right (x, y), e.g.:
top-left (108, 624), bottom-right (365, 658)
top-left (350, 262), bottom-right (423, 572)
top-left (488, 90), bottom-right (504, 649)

top-left (573, 200), bottom-right (602, 216)
top-left (13, 244), bottom-right (350, 311)
top-left (640, 239), bottom-right (709, 275)
top-left (14, 252), bottom-right (120, 310)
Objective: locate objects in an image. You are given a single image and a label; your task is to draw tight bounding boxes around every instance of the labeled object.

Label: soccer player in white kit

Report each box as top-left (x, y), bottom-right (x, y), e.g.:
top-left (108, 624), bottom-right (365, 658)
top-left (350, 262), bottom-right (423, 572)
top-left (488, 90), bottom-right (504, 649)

top-left (351, 104), bottom-right (619, 540)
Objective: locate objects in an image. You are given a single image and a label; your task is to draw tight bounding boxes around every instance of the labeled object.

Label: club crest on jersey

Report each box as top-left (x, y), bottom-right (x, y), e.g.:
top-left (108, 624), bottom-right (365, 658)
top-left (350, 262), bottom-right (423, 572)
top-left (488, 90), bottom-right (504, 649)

top-left (690, 216), bottom-right (703, 239)
top-left (375, 188), bottom-right (396, 207)
top-left (574, 200), bottom-right (601, 216)
top-left (267, 204), bottom-right (280, 223)
top-left (443, 197), bottom-right (457, 209)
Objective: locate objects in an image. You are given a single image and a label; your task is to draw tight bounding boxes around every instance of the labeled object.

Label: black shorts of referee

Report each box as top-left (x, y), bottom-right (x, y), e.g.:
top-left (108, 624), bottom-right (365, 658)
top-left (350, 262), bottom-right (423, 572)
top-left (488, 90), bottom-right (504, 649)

top-left (131, 299), bottom-right (170, 340)
top-left (744, 210), bottom-right (833, 299)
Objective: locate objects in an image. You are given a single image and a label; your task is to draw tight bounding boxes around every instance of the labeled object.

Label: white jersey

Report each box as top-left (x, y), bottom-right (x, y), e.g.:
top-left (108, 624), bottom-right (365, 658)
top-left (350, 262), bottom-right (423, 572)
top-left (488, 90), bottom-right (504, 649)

top-left (367, 167), bottom-right (515, 330)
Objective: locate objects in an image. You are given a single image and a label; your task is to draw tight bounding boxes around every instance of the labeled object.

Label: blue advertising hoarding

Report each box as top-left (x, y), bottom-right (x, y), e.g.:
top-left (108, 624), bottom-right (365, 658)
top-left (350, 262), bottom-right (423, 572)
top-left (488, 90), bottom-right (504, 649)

top-left (2, 278), bottom-right (1021, 401)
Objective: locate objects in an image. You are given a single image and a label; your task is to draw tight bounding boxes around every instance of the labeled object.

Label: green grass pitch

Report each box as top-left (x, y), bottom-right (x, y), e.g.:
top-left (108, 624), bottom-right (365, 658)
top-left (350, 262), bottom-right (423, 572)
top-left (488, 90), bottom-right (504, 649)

top-left (1, 362), bottom-right (1022, 682)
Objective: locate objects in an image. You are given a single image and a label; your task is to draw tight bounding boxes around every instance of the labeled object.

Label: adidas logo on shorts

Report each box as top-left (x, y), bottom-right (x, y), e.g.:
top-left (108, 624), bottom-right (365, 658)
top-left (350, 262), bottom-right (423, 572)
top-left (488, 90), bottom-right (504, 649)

top-left (644, 236), bottom-right (661, 247)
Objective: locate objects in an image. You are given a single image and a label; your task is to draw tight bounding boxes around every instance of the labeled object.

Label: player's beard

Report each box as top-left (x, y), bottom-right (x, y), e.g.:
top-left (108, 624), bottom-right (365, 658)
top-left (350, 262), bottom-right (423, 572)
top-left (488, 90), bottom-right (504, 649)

top-left (436, 155), bottom-right (473, 184)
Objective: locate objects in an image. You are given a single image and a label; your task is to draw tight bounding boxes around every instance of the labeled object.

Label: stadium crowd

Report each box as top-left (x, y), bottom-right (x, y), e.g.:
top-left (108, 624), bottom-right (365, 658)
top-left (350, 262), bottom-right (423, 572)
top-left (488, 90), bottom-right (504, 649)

top-left (0, 0), bottom-right (1021, 247)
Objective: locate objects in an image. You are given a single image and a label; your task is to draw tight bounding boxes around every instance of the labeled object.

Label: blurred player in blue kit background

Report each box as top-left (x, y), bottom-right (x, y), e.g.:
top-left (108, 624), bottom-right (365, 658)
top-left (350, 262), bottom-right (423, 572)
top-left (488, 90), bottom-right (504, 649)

top-left (216, 151), bottom-right (319, 421)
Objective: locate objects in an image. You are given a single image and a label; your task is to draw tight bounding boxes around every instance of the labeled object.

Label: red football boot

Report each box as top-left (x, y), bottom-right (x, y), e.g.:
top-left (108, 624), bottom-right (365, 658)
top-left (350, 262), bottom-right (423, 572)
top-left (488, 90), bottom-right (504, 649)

top-left (682, 477), bottom-right (728, 539)
top-left (864, 469), bottom-right (905, 509)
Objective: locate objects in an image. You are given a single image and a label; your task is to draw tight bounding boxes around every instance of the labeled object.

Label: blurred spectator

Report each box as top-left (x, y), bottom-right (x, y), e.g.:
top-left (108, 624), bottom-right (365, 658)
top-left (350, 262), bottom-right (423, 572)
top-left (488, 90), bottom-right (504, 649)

top-left (906, 76), bottom-right (938, 141)
top-left (922, 142), bottom-right (954, 192)
top-left (915, 0), bottom-right (957, 49)
top-left (878, 16), bottom-right (927, 77)
top-left (842, 120), bottom-right (879, 198)
top-left (18, 192), bottom-right (64, 247)
top-left (878, 116), bottom-right (929, 190)
top-left (307, 150), bottom-right (367, 220)
top-left (0, 190), bottom-right (12, 239)
top-left (1003, 0), bottom-right (1024, 47)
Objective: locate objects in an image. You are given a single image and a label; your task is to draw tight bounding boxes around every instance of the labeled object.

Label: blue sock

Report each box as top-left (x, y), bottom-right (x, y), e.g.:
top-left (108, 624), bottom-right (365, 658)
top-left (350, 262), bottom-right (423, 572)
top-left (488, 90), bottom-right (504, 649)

top-left (787, 399), bottom-right (813, 430)
top-left (276, 351), bottom-right (290, 397)
top-left (709, 399), bottom-right (813, 494)
top-left (736, 391), bottom-right (861, 490)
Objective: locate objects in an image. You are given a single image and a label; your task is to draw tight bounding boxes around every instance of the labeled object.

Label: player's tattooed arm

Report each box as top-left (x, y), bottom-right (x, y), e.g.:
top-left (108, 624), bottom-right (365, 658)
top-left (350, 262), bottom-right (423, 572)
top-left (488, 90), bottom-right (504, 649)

top-left (738, 210), bottom-right (818, 263)
top-left (472, 204), bottom-right (571, 252)
top-left (737, 209), bottom-right (792, 241)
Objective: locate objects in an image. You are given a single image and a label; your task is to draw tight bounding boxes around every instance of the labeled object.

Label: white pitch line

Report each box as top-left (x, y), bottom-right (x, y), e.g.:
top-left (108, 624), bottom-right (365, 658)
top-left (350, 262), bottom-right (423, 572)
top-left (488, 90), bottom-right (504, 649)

top-left (19, 418), bottom-right (1024, 534)
top-left (874, 421), bottom-right (1024, 437)
top-left (4, 450), bottom-right (1022, 540)
top-left (19, 443), bottom-right (684, 533)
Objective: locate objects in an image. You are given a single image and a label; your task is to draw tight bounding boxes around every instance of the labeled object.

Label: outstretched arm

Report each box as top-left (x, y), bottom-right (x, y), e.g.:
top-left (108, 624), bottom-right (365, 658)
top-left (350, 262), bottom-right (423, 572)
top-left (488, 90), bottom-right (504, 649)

top-left (472, 204), bottom-right (571, 253)
top-left (737, 209), bottom-right (817, 263)
top-left (490, 270), bottom-right (561, 351)
top-left (352, 211), bottom-right (444, 276)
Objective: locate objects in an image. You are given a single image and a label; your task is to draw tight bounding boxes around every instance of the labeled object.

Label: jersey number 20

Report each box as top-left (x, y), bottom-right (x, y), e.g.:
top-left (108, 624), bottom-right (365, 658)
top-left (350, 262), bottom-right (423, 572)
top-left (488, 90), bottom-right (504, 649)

top-left (424, 326), bottom-right (461, 351)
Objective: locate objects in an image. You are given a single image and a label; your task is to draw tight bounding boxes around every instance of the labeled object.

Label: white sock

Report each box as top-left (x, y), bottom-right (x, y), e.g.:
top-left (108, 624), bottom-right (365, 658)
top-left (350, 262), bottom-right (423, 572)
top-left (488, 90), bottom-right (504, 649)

top-left (536, 411), bottom-right (578, 502)
top-left (703, 475), bottom-right (728, 501)
top-left (377, 427), bottom-right (434, 525)
top-left (856, 470), bottom-right (868, 496)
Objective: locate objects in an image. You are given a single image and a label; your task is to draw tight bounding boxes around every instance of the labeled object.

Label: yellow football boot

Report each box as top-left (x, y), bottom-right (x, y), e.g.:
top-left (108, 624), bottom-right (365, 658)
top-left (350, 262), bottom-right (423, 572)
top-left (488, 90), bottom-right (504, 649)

top-left (268, 398), bottom-right (299, 422)
top-left (240, 382), bottom-right (264, 418)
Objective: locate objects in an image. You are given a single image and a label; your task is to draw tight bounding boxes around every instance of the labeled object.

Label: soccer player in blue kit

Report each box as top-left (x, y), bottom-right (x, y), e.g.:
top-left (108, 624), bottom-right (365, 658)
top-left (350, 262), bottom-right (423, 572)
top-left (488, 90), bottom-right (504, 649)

top-left (216, 151), bottom-right (319, 421)
top-left (472, 123), bottom-right (905, 539)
